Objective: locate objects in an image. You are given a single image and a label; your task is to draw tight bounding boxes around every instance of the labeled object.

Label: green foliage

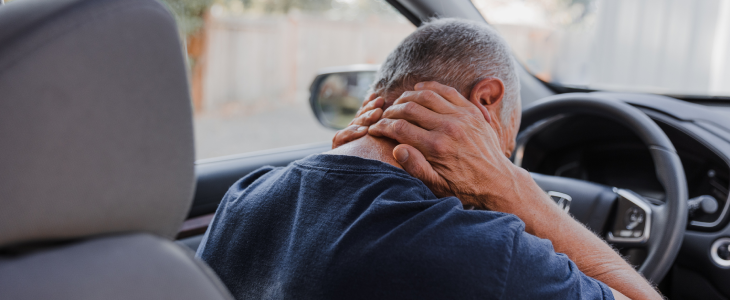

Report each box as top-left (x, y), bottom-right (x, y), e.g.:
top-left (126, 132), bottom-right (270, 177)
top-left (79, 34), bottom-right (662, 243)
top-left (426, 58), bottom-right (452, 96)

top-left (228, 0), bottom-right (397, 16)
top-left (258, 0), bottom-right (332, 13)
top-left (160, 0), bottom-right (214, 35)
top-left (159, 0), bottom-right (402, 35)
top-left (558, 0), bottom-right (597, 21)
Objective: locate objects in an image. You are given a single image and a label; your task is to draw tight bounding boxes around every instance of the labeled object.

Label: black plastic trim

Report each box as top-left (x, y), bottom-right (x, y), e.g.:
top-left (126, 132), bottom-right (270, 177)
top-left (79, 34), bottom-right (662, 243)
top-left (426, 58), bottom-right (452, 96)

top-left (189, 142), bottom-right (331, 218)
top-left (543, 82), bottom-right (730, 104)
top-left (642, 110), bottom-right (730, 230)
top-left (385, 0), bottom-right (422, 26)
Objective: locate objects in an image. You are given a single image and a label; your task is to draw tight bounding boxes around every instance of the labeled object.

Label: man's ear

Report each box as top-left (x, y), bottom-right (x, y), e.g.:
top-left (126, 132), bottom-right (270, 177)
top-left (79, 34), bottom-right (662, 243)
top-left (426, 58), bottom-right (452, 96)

top-left (469, 77), bottom-right (505, 124)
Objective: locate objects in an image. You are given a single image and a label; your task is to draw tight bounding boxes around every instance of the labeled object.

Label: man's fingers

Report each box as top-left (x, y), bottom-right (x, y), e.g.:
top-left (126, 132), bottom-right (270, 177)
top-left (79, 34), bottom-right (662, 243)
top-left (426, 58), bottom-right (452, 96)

top-left (359, 93), bottom-right (378, 110)
top-left (355, 96), bottom-right (384, 118)
top-left (369, 118), bottom-right (437, 151)
top-left (393, 90), bottom-right (457, 114)
top-left (393, 144), bottom-right (452, 198)
top-left (333, 96), bottom-right (384, 150)
top-left (332, 125), bottom-right (368, 149)
top-left (414, 81), bottom-right (472, 107)
top-left (351, 108), bottom-right (383, 126)
top-left (332, 107), bottom-right (380, 148)
top-left (382, 102), bottom-right (445, 131)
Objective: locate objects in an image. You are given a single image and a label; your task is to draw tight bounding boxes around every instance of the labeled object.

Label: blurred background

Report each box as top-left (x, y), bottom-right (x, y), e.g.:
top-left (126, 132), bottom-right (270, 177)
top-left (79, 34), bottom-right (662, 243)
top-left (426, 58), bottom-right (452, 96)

top-left (165, 0), bottom-right (730, 160)
top-left (473, 0), bottom-right (730, 97)
top-left (160, 0), bottom-right (414, 159)
top-left (6, 0), bottom-right (728, 159)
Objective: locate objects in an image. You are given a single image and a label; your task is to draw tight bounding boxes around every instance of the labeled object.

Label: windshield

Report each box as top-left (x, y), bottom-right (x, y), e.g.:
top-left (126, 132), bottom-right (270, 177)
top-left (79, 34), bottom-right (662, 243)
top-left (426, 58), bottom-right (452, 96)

top-left (471, 0), bottom-right (730, 98)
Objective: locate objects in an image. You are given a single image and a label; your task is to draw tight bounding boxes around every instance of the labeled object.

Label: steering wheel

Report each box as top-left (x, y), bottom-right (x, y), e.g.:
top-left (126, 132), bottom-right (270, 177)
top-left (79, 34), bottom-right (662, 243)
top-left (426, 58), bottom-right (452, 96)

top-left (516, 93), bottom-right (688, 283)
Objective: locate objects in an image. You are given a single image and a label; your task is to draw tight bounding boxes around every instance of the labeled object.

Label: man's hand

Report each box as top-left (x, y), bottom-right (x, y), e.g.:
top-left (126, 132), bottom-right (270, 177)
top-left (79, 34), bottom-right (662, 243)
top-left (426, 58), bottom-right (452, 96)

top-left (332, 94), bottom-right (385, 149)
top-left (367, 82), bottom-right (525, 211)
top-left (368, 81), bottom-right (661, 300)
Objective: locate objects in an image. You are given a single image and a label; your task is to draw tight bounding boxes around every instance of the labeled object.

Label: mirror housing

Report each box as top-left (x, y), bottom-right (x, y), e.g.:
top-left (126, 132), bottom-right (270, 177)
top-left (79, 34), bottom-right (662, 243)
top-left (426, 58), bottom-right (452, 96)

top-left (309, 64), bottom-right (379, 129)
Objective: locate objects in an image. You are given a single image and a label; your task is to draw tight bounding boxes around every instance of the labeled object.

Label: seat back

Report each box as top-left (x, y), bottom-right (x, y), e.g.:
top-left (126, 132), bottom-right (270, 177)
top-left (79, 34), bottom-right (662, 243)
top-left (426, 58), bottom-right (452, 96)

top-left (1, 234), bottom-right (233, 299)
top-left (0, 0), bottom-right (232, 298)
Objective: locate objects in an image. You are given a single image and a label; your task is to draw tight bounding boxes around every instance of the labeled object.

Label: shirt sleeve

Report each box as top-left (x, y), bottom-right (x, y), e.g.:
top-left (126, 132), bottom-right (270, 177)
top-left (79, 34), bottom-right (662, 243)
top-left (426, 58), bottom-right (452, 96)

top-left (500, 231), bottom-right (615, 300)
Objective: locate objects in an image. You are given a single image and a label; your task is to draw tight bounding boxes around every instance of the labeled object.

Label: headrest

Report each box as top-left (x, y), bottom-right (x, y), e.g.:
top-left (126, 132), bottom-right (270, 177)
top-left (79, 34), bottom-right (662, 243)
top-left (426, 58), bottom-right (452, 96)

top-left (0, 0), bottom-right (195, 247)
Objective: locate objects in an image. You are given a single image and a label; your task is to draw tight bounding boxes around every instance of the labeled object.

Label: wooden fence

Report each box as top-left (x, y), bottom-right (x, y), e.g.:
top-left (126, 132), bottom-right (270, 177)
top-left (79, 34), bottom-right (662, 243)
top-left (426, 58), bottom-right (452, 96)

top-left (198, 13), bottom-right (414, 112)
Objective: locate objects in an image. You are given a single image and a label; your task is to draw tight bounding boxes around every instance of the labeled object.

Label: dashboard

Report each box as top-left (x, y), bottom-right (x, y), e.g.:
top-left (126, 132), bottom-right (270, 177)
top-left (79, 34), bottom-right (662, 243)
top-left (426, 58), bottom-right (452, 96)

top-left (518, 114), bottom-right (730, 230)
top-left (515, 93), bottom-right (730, 299)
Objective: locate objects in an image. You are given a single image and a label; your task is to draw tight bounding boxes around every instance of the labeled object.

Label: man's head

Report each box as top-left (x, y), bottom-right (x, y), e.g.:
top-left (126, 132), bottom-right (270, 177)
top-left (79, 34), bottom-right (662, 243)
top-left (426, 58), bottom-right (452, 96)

top-left (372, 18), bottom-right (521, 155)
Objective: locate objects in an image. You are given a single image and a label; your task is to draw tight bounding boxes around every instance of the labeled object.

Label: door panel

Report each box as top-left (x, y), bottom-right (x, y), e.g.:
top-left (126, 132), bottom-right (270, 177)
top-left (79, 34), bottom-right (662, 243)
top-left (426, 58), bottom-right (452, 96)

top-left (189, 142), bottom-right (331, 219)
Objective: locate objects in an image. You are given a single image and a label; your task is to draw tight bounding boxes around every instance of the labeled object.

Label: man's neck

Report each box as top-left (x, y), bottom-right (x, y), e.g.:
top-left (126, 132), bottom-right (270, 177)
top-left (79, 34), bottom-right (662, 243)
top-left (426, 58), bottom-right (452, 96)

top-left (325, 135), bottom-right (403, 169)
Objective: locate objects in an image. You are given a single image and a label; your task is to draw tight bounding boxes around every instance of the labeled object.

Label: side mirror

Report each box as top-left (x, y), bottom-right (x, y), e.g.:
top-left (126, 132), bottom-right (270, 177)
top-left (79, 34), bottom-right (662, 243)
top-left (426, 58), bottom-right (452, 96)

top-left (309, 65), bottom-right (379, 129)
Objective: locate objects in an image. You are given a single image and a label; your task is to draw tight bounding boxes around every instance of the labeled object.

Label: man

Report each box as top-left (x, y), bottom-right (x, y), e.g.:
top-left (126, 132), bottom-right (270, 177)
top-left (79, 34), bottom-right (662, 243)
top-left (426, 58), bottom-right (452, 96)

top-left (197, 19), bottom-right (661, 300)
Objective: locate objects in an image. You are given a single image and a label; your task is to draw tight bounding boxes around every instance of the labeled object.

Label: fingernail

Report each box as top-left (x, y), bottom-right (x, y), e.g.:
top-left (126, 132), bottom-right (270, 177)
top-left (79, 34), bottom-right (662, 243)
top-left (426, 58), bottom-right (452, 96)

top-left (394, 147), bottom-right (409, 163)
top-left (356, 126), bottom-right (367, 132)
top-left (415, 82), bottom-right (424, 89)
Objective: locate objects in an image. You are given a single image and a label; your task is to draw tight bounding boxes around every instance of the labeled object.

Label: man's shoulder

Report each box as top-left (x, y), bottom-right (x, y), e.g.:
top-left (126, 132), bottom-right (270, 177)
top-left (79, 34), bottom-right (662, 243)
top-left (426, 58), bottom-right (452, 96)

top-left (224, 153), bottom-right (527, 237)
top-left (293, 153), bottom-right (417, 179)
top-left (369, 201), bottom-right (527, 255)
top-left (221, 164), bottom-right (281, 200)
top-left (233, 153), bottom-right (421, 183)
top-left (231, 154), bottom-right (436, 200)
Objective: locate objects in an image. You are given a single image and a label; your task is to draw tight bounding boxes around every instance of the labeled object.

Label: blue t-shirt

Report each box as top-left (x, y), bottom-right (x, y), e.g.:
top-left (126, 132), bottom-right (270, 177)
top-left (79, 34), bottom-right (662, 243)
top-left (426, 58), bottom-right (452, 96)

top-left (197, 154), bottom-right (613, 300)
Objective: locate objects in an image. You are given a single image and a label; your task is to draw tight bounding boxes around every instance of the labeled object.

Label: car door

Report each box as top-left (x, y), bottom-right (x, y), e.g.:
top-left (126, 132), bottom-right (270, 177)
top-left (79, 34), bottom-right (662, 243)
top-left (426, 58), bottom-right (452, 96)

top-left (170, 0), bottom-right (417, 250)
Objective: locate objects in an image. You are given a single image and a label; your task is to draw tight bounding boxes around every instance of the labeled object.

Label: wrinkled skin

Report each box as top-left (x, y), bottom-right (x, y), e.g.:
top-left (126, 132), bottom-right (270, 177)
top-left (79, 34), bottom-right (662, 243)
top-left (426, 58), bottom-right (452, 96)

top-left (333, 81), bottom-right (523, 210)
top-left (331, 94), bottom-right (385, 149)
top-left (330, 81), bottom-right (660, 300)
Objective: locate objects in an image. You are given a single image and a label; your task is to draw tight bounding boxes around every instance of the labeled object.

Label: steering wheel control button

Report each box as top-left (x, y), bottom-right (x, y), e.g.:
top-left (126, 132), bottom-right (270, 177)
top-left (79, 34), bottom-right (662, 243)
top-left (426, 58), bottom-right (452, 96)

top-left (710, 238), bottom-right (730, 268)
top-left (547, 191), bottom-right (572, 213)
top-left (617, 230), bottom-right (643, 238)
top-left (624, 207), bottom-right (645, 230)
top-left (607, 189), bottom-right (652, 244)
top-left (618, 230), bottom-right (641, 238)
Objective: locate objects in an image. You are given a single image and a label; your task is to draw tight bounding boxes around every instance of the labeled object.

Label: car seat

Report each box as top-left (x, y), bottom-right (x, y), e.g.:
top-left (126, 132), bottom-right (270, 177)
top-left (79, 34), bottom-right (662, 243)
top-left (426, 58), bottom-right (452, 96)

top-left (0, 0), bottom-right (233, 299)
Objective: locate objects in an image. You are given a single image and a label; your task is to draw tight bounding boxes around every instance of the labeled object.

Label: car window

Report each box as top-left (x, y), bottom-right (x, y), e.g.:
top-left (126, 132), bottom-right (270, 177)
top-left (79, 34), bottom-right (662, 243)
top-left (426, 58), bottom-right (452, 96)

top-left (161, 0), bottom-right (415, 159)
top-left (472, 0), bottom-right (730, 98)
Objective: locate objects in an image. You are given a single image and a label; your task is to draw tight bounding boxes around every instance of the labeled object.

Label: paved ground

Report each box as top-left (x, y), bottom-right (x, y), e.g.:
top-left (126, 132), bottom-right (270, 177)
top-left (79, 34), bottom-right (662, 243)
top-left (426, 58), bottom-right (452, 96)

top-left (193, 101), bottom-right (337, 160)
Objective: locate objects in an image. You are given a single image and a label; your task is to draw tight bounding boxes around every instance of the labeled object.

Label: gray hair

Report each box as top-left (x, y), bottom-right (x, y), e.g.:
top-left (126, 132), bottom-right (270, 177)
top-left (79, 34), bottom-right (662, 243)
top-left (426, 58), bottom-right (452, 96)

top-left (373, 18), bottom-right (520, 126)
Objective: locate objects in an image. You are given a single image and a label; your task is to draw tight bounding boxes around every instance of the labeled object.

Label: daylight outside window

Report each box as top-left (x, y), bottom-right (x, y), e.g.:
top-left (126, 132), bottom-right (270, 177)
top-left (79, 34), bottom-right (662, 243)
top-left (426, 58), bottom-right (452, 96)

top-left (472, 0), bottom-right (730, 98)
top-left (162, 0), bottom-right (414, 160)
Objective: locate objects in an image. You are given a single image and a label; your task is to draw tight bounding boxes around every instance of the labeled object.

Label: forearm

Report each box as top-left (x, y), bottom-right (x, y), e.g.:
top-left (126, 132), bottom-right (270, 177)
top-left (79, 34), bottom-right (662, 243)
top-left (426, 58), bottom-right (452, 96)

top-left (358, 80), bottom-right (663, 299)
top-left (491, 168), bottom-right (662, 300)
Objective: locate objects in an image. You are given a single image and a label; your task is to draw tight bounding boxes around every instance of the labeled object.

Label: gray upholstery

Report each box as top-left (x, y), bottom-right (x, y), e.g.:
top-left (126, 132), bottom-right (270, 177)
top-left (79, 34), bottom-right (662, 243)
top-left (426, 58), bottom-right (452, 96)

top-left (0, 0), bottom-right (234, 299)
top-left (177, 233), bottom-right (206, 252)
top-left (0, 234), bottom-right (232, 300)
top-left (0, 0), bottom-right (194, 247)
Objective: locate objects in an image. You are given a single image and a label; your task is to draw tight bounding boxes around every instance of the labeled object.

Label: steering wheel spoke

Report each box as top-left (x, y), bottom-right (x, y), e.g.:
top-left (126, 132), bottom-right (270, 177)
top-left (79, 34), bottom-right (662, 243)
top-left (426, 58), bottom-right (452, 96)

top-left (606, 189), bottom-right (653, 246)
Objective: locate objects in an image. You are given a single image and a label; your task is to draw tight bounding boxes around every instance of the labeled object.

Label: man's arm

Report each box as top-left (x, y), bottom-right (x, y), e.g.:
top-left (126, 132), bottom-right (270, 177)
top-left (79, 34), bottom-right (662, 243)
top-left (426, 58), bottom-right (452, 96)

top-left (360, 82), bottom-right (661, 300)
top-left (494, 167), bottom-right (644, 300)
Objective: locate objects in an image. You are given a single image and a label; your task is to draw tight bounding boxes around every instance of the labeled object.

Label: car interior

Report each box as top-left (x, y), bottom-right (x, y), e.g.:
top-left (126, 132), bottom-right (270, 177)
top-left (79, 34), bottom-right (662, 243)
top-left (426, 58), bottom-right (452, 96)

top-left (1, 0), bottom-right (730, 299)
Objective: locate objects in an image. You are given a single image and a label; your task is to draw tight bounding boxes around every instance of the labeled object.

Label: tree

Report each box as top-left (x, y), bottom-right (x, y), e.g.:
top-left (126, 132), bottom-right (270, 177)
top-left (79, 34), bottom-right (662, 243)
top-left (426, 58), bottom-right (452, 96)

top-left (160, 0), bottom-right (214, 36)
